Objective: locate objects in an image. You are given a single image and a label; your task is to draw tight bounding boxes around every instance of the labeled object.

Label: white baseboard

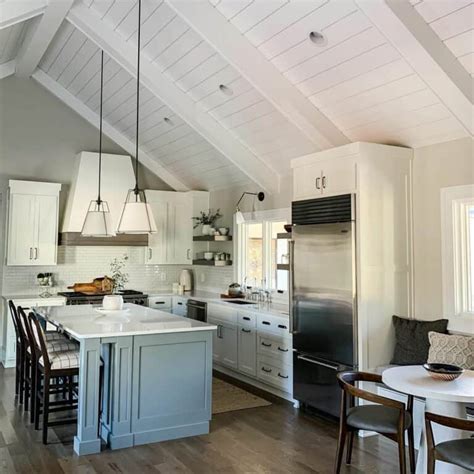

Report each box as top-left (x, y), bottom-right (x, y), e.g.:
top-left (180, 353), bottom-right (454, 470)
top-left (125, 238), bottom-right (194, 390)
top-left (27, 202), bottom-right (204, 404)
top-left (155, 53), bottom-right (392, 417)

top-left (214, 365), bottom-right (295, 404)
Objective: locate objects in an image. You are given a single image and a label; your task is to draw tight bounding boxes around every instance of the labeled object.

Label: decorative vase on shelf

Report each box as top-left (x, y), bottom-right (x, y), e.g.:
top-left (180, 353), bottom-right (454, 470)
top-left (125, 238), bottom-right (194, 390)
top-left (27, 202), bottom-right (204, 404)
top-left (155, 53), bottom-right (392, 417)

top-left (202, 224), bottom-right (211, 235)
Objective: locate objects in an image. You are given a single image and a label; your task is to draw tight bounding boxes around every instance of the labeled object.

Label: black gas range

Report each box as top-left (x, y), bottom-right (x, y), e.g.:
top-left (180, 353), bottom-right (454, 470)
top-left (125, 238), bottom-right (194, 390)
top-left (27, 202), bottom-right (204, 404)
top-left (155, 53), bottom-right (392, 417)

top-left (58, 290), bottom-right (148, 306)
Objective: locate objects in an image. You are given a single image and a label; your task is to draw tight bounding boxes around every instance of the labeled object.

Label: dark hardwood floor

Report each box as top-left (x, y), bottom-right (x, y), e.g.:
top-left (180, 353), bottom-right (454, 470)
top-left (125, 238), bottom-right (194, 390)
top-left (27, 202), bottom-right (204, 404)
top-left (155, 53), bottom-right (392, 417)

top-left (0, 366), bottom-right (400, 473)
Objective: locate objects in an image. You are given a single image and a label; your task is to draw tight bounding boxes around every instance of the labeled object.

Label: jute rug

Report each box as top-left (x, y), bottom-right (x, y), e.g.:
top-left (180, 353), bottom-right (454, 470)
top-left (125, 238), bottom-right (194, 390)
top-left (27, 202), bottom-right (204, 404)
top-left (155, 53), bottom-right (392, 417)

top-left (212, 377), bottom-right (271, 415)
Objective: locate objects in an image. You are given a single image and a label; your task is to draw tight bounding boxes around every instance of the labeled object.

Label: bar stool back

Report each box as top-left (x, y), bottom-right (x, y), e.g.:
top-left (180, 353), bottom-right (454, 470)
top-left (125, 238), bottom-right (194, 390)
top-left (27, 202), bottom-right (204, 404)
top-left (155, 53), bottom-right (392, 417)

top-left (8, 301), bottom-right (25, 403)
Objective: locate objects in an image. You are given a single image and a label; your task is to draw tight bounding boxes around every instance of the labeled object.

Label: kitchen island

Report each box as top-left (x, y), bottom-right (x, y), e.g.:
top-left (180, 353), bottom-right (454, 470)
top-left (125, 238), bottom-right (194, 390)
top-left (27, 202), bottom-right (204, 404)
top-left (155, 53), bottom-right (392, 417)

top-left (34, 303), bottom-right (216, 455)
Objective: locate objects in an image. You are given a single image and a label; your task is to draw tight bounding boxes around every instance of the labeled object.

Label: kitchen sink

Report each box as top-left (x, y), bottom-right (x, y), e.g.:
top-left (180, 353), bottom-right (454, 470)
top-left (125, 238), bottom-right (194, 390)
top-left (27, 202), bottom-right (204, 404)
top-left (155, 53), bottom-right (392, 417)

top-left (223, 300), bottom-right (256, 305)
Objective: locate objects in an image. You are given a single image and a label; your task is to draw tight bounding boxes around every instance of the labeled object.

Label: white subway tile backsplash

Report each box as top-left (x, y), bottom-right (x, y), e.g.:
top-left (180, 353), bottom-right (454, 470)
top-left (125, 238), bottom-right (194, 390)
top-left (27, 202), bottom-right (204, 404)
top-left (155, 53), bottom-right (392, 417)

top-left (2, 246), bottom-right (235, 296)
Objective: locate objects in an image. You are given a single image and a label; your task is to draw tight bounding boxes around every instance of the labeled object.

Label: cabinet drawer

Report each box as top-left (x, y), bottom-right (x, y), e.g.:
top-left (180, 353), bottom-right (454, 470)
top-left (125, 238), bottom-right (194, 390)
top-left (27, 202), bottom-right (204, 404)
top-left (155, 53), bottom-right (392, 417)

top-left (257, 314), bottom-right (290, 336)
top-left (172, 297), bottom-right (187, 315)
top-left (257, 333), bottom-right (292, 364)
top-left (149, 296), bottom-right (172, 310)
top-left (257, 355), bottom-right (292, 392)
top-left (238, 311), bottom-right (256, 328)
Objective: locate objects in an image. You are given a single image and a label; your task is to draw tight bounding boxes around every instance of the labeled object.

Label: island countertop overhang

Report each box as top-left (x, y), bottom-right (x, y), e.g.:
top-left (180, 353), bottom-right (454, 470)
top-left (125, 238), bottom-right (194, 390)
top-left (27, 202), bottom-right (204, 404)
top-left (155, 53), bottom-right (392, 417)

top-left (33, 303), bottom-right (217, 340)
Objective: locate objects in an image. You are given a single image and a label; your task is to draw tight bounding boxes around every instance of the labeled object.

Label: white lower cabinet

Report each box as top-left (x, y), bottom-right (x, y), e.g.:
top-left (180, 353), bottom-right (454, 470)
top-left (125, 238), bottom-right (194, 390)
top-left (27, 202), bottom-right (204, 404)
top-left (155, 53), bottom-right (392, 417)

top-left (238, 326), bottom-right (257, 376)
top-left (210, 306), bottom-right (293, 396)
top-left (172, 297), bottom-right (187, 316)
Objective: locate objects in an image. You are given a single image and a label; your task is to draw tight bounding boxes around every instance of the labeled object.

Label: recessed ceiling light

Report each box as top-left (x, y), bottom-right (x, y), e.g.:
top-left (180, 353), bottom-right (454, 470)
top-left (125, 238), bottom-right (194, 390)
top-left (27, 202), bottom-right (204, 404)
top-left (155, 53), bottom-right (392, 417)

top-left (163, 117), bottom-right (174, 126)
top-left (219, 84), bottom-right (233, 96)
top-left (309, 31), bottom-right (327, 46)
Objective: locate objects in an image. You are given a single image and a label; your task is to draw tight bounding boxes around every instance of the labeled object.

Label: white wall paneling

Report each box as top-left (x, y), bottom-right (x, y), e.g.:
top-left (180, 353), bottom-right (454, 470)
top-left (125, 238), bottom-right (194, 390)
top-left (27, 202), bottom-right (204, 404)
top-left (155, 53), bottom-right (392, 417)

top-left (0, 0), bottom-right (46, 30)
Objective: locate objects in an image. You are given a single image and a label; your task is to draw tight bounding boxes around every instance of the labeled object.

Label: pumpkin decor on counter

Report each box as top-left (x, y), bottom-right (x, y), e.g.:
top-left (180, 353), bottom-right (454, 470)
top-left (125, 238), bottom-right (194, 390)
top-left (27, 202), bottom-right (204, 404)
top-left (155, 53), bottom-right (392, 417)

top-left (67, 276), bottom-right (114, 294)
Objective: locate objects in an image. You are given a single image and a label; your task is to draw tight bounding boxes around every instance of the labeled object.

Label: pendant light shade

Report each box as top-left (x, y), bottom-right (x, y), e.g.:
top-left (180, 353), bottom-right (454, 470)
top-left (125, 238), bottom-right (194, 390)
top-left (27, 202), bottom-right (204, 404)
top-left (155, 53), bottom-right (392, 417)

top-left (117, 189), bottom-right (157, 234)
top-left (82, 200), bottom-right (115, 237)
top-left (234, 192), bottom-right (264, 225)
top-left (81, 50), bottom-right (115, 238)
top-left (235, 210), bottom-right (245, 225)
top-left (117, 0), bottom-right (156, 235)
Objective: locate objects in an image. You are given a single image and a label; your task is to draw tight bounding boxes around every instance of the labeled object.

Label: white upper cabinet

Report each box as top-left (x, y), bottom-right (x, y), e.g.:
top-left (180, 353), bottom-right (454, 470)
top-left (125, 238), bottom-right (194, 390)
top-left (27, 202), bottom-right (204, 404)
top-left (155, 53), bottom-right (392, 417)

top-left (145, 191), bottom-right (193, 265)
top-left (6, 180), bottom-right (61, 266)
top-left (293, 154), bottom-right (357, 201)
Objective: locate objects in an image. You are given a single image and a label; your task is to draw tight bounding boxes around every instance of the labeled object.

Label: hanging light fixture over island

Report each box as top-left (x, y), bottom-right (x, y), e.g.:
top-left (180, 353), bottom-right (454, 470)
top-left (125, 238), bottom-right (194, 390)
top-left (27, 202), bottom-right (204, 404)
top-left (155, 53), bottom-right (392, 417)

top-left (117, 0), bottom-right (156, 235)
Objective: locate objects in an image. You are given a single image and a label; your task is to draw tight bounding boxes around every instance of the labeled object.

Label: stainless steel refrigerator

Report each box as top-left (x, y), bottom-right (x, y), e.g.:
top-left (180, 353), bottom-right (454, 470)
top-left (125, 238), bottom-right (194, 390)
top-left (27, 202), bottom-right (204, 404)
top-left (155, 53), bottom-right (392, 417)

top-left (291, 194), bottom-right (357, 418)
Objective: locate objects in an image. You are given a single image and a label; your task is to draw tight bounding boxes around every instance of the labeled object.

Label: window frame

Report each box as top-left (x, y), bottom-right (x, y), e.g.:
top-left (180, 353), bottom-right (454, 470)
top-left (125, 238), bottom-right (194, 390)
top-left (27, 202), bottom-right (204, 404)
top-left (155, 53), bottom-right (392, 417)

top-left (441, 184), bottom-right (474, 319)
top-left (234, 208), bottom-right (290, 299)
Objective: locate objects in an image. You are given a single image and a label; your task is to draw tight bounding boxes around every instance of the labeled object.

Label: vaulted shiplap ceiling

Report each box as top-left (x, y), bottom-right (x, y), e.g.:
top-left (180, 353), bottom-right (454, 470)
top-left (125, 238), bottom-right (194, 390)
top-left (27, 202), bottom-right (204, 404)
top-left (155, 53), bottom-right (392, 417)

top-left (0, 0), bottom-right (472, 192)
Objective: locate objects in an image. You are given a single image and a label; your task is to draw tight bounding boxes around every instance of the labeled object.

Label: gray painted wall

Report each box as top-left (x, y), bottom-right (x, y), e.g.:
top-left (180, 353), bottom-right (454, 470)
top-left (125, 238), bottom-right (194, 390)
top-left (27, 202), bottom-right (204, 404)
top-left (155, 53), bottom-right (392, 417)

top-left (0, 76), bottom-right (172, 304)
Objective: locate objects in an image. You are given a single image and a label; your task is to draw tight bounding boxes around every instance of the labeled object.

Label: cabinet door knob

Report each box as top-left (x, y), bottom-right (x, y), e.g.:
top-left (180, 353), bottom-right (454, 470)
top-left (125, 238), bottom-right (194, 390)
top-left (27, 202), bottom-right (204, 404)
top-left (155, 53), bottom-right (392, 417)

top-left (241, 328), bottom-right (251, 333)
top-left (187, 248), bottom-right (191, 260)
top-left (261, 342), bottom-right (272, 347)
top-left (34, 248), bottom-right (38, 260)
top-left (322, 176), bottom-right (327, 189)
top-left (277, 347), bottom-right (288, 352)
top-left (262, 367), bottom-right (272, 373)
top-left (278, 373), bottom-right (289, 379)
top-left (29, 248), bottom-right (33, 260)
top-left (315, 177), bottom-right (321, 190)
top-left (148, 248), bottom-right (152, 260)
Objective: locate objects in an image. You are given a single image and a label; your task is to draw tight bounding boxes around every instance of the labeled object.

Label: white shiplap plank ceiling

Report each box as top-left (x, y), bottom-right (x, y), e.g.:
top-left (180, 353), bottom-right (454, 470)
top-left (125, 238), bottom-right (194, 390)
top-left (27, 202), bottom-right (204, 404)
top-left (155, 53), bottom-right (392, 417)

top-left (0, 0), bottom-right (472, 191)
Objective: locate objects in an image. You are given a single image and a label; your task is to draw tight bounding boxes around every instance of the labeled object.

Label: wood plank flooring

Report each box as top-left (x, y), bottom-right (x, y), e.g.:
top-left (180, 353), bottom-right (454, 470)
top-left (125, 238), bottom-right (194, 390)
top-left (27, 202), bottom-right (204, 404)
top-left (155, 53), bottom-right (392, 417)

top-left (0, 366), bottom-right (400, 473)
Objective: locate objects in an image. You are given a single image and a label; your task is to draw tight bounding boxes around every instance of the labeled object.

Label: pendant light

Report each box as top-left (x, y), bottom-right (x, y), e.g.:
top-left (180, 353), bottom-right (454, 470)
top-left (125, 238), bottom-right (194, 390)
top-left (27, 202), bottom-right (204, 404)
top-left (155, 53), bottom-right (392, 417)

top-left (117, 0), bottom-right (157, 234)
top-left (81, 50), bottom-right (116, 237)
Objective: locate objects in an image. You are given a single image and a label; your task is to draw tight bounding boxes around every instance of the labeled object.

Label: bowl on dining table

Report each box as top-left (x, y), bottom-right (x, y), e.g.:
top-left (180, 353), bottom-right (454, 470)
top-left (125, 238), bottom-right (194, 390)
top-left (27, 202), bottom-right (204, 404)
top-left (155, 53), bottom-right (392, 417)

top-left (423, 363), bottom-right (464, 381)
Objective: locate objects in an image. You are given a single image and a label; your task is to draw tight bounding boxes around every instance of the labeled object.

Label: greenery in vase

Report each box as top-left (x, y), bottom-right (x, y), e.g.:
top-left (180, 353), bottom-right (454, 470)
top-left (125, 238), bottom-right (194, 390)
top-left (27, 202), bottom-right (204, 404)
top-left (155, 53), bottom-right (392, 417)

top-left (192, 209), bottom-right (222, 229)
top-left (110, 255), bottom-right (129, 293)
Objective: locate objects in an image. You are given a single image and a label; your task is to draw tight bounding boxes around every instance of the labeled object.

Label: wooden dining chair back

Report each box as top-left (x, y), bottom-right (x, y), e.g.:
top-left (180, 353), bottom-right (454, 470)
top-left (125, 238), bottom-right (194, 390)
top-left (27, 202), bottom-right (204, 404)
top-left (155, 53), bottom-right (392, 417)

top-left (425, 412), bottom-right (474, 473)
top-left (8, 300), bottom-right (24, 402)
top-left (335, 371), bottom-right (415, 474)
top-left (29, 312), bottom-right (80, 444)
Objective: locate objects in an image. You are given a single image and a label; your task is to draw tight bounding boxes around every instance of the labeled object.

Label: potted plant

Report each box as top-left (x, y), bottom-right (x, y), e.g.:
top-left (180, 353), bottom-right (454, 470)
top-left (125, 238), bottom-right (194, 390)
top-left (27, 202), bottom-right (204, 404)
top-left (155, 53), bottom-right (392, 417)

top-left (109, 255), bottom-right (129, 293)
top-left (192, 209), bottom-right (223, 235)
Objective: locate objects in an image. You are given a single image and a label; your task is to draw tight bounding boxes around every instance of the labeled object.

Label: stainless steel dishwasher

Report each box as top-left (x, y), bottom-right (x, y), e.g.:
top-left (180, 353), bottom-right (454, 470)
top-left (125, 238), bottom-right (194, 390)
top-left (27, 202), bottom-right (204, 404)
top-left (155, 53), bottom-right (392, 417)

top-left (186, 299), bottom-right (207, 322)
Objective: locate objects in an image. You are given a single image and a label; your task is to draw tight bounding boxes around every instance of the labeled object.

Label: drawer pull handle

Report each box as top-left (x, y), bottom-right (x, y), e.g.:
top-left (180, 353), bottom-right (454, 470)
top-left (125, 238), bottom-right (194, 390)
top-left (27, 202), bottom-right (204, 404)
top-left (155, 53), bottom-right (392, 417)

top-left (243, 316), bottom-right (251, 321)
top-left (241, 328), bottom-right (251, 333)
top-left (177, 302), bottom-right (183, 305)
top-left (278, 324), bottom-right (287, 329)
top-left (278, 373), bottom-right (288, 379)
top-left (277, 347), bottom-right (288, 352)
top-left (262, 321), bottom-right (270, 325)
top-left (154, 302), bottom-right (165, 304)
top-left (261, 342), bottom-right (272, 347)
top-left (262, 367), bottom-right (272, 373)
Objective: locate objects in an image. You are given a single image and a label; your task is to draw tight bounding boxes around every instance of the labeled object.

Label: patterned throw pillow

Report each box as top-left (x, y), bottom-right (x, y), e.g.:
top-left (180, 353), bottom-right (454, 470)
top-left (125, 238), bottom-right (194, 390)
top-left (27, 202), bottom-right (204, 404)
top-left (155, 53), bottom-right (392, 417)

top-left (428, 331), bottom-right (474, 369)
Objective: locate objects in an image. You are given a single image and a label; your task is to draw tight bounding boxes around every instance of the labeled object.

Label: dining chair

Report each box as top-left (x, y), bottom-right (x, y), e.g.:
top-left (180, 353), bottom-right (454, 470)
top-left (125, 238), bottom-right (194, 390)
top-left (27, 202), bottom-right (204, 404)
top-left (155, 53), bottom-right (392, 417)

top-left (335, 371), bottom-right (416, 474)
top-left (425, 412), bottom-right (474, 473)
top-left (8, 300), bottom-right (25, 403)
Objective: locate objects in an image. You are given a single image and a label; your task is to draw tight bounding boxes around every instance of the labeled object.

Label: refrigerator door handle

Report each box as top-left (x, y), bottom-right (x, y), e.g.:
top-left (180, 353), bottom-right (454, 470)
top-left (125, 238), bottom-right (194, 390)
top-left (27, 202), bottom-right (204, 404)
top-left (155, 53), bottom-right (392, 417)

top-left (297, 355), bottom-right (339, 371)
top-left (289, 239), bottom-right (295, 334)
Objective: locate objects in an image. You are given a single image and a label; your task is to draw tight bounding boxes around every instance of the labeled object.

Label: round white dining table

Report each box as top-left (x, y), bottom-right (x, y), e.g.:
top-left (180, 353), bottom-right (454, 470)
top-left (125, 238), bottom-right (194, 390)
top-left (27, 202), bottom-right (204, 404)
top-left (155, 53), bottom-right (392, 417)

top-left (383, 366), bottom-right (474, 474)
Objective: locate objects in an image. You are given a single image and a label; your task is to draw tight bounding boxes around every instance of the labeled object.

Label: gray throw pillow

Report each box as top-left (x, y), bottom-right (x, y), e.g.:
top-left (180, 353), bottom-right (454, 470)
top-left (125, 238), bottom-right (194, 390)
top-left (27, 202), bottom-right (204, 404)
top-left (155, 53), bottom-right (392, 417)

top-left (391, 316), bottom-right (449, 365)
top-left (428, 332), bottom-right (474, 369)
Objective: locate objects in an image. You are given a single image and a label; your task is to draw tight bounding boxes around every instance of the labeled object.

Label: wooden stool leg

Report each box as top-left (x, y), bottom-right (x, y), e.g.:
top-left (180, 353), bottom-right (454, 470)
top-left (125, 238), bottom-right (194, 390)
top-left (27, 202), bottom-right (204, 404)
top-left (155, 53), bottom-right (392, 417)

top-left (19, 352), bottom-right (25, 404)
top-left (15, 349), bottom-right (20, 397)
top-left (35, 368), bottom-right (41, 430)
top-left (42, 375), bottom-right (50, 445)
top-left (24, 358), bottom-right (30, 412)
top-left (334, 424), bottom-right (347, 474)
top-left (345, 431), bottom-right (355, 465)
top-left (30, 362), bottom-right (37, 424)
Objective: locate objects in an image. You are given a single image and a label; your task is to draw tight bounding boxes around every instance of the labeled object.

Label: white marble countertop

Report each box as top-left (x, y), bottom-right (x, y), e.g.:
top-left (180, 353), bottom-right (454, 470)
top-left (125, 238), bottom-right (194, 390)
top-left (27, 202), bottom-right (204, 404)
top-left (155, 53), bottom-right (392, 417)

top-left (34, 303), bottom-right (217, 339)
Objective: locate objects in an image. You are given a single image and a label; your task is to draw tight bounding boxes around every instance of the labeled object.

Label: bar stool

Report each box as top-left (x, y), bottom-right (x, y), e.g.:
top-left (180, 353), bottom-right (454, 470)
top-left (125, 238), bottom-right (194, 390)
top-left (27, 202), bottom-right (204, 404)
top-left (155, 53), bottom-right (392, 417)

top-left (29, 312), bottom-right (81, 444)
top-left (18, 307), bottom-right (77, 423)
top-left (7, 301), bottom-right (24, 403)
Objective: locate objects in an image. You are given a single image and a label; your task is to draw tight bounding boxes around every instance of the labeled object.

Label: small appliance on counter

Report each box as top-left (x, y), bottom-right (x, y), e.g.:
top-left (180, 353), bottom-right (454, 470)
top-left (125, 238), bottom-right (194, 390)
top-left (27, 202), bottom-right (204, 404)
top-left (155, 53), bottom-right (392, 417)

top-left (179, 269), bottom-right (193, 292)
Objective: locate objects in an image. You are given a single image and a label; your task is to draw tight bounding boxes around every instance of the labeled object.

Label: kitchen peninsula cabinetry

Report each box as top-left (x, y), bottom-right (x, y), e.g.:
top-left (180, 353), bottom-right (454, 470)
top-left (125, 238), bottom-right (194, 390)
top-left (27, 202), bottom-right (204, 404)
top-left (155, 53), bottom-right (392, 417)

top-left (208, 303), bottom-right (293, 397)
top-left (6, 180), bottom-right (61, 266)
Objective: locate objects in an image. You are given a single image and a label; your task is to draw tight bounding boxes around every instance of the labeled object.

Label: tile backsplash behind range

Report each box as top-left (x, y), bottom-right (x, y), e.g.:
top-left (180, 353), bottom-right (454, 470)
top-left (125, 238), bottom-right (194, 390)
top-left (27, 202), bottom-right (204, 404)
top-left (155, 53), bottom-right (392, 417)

top-left (2, 246), bottom-right (234, 295)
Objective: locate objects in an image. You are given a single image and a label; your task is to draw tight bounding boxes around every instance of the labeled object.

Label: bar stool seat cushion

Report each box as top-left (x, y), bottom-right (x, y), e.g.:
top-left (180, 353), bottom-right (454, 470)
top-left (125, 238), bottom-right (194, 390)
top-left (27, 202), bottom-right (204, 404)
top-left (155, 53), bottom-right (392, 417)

top-left (28, 338), bottom-right (78, 354)
top-left (436, 439), bottom-right (474, 471)
top-left (347, 405), bottom-right (412, 434)
top-left (45, 332), bottom-right (65, 341)
top-left (39, 350), bottom-right (80, 370)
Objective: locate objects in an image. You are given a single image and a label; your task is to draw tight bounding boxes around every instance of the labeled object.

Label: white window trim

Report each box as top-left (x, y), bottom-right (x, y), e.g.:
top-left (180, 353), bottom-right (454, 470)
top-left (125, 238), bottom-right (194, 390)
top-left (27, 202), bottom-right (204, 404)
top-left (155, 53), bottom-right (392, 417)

top-left (441, 184), bottom-right (474, 322)
top-left (234, 208), bottom-right (290, 298)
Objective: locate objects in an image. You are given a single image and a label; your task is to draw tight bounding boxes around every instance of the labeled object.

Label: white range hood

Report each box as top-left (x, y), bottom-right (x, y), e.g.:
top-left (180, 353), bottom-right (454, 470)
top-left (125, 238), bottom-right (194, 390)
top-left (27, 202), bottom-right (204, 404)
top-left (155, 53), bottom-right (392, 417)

top-left (60, 152), bottom-right (148, 246)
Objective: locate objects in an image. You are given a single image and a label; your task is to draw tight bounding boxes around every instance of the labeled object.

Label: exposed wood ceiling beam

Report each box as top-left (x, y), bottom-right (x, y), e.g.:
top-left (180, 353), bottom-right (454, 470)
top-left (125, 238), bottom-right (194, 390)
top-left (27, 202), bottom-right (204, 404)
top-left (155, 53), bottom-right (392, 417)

top-left (66, 2), bottom-right (279, 194)
top-left (355, 0), bottom-right (473, 135)
top-left (15, 0), bottom-right (75, 78)
top-left (0, 60), bottom-right (15, 80)
top-left (33, 69), bottom-right (189, 192)
top-left (0, 0), bottom-right (47, 30)
top-left (167, 0), bottom-right (349, 151)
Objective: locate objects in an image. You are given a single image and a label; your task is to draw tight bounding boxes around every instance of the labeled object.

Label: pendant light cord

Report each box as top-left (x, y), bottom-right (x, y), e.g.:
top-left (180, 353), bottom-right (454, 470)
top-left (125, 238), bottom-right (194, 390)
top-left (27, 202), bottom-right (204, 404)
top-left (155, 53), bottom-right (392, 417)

top-left (134, 0), bottom-right (141, 198)
top-left (98, 49), bottom-right (104, 204)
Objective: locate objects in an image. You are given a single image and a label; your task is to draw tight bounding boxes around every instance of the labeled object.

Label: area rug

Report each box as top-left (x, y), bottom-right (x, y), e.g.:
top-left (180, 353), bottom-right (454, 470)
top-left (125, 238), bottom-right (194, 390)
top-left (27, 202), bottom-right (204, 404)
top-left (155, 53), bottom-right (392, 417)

top-left (212, 377), bottom-right (271, 414)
